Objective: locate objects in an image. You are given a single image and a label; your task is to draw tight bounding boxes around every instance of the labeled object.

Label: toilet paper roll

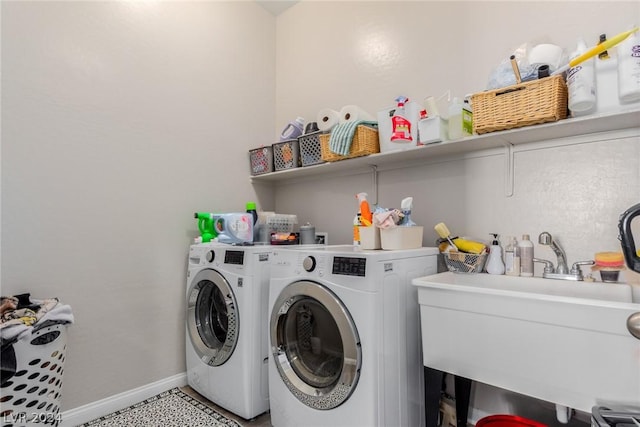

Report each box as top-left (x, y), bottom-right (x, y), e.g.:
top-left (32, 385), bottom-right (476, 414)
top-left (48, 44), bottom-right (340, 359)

top-left (339, 105), bottom-right (375, 123)
top-left (317, 108), bottom-right (341, 131)
top-left (528, 44), bottom-right (564, 72)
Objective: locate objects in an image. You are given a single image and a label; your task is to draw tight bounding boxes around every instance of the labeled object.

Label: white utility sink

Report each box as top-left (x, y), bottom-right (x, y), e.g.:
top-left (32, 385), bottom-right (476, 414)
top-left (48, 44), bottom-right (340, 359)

top-left (412, 272), bottom-right (640, 414)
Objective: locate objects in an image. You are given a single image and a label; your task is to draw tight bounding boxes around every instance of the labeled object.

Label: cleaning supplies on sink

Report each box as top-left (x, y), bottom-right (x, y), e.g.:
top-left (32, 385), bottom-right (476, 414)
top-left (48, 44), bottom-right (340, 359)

top-left (504, 236), bottom-right (520, 276)
top-left (485, 233), bottom-right (505, 275)
top-left (434, 223), bottom-right (486, 254)
top-left (518, 234), bottom-right (534, 277)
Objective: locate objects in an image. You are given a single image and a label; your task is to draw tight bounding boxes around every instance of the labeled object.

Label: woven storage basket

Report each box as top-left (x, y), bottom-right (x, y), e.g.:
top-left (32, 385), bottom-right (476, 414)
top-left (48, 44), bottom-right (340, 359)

top-left (273, 139), bottom-right (301, 171)
top-left (298, 131), bottom-right (327, 167)
top-left (0, 322), bottom-right (68, 426)
top-left (471, 75), bottom-right (568, 135)
top-left (320, 125), bottom-right (380, 162)
top-left (248, 146), bottom-right (274, 176)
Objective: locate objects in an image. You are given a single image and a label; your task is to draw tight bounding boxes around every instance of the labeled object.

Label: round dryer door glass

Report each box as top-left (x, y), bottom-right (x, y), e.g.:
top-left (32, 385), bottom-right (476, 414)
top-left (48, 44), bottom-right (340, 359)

top-left (187, 268), bottom-right (238, 366)
top-left (271, 280), bottom-right (361, 410)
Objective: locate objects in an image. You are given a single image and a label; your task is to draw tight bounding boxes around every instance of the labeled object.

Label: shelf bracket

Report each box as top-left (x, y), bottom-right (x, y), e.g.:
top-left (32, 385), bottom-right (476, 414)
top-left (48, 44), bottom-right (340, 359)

top-left (504, 143), bottom-right (514, 197)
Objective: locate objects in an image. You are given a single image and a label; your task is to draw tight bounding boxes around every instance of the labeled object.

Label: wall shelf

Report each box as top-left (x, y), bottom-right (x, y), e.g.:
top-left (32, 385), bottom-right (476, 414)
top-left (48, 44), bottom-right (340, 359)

top-left (250, 107), bottom-right (640, 183)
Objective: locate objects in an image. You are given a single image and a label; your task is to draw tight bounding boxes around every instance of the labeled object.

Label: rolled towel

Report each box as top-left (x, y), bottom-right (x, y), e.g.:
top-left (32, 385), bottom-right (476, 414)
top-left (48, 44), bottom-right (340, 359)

top-left (329, 120), bottom-right (377, 156)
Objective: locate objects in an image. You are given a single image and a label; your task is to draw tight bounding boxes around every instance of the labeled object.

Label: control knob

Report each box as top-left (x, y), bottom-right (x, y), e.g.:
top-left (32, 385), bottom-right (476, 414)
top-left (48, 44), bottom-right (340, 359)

top-left (206, 250), bottom-right (215, 263)
top-left (302, 256), bottom-right (316, 272)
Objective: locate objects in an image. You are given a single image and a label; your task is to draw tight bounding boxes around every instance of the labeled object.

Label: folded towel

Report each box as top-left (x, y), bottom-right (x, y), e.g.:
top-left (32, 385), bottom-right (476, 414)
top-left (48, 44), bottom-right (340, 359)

top-left (329, 120), bottom-right (377, 156)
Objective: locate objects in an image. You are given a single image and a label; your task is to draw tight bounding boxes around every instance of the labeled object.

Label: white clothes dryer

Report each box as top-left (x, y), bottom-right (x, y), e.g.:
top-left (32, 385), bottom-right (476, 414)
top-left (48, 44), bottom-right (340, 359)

top-left (185, 243), bottom-right (272, 420)
top-left (268, 245), bottom-right (438, 427)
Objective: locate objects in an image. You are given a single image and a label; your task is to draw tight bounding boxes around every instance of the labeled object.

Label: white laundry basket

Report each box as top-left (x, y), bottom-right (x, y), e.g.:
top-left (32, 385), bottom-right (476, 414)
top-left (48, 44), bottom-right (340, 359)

top-left (1, 322), bottom-right (68, 427)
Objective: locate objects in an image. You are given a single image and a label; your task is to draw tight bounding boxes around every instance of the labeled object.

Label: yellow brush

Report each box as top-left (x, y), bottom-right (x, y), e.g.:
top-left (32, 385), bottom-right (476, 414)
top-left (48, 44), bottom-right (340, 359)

top-left (434, 222), bottom-right (486, 254)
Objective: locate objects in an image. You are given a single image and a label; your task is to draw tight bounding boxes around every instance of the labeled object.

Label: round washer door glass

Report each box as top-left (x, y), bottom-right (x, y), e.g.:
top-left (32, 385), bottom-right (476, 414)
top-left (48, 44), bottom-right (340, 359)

top-left (187, 268), bottom-right (238, 366)
top-left (271, 280), bottom-right (361, 410)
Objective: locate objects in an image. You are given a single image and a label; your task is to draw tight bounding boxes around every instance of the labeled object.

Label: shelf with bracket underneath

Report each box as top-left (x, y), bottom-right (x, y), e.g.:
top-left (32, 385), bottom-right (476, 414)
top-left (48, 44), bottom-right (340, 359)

top-left (250, 107), bottom-right (640, 183)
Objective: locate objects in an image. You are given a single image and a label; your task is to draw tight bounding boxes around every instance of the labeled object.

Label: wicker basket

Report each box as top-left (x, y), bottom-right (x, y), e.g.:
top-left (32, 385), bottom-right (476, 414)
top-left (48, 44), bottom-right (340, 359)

top-left (443, 252), bottom-right (487, 274)
top-left (471, 75), bottom-right (568, 135)
top-left (320, 125), bottom-right (380, 162)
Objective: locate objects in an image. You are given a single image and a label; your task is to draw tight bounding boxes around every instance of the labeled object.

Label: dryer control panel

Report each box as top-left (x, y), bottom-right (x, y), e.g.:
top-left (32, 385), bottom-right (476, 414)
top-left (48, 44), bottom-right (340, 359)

top-left (331, 256), bottom-right (367, 277)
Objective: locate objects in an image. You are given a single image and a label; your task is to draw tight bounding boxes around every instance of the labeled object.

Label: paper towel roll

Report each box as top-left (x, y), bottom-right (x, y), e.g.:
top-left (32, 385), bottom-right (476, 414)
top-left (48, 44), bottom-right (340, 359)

top-left (528, 44), bottom-right (564, 72)
top-left (339, 105), bottom-right (375, 123)
top-left (317, 108), bottom-right (341, 131)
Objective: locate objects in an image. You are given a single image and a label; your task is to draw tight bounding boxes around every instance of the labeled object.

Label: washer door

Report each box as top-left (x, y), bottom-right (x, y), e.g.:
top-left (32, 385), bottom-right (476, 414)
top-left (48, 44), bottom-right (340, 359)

top-left (270, 280), bottom-right (361, 410)
top-left (187, 268), bottom-right (238, 366)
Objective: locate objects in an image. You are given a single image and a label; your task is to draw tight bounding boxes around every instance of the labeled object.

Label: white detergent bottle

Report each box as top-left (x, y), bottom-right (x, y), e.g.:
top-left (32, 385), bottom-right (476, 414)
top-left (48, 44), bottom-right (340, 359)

top-left (567, 37), bottom-right (596, 116)
top-left (618, 26), bottom-right (640, 103)
top-left (213, 213), bottom-right (254, 244)
top-left (486, 233), bottom-right (505, 275)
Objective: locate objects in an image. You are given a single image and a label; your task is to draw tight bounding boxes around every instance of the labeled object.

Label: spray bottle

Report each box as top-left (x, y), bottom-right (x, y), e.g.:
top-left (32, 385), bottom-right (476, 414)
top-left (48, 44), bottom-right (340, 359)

top-left (194, 212), bottom-right (216, 243)
top-left (356, 192), bottom-right (373, 226)
top-left (390, 96), bottom-right (413, 142)
top-left (399, 197), bottom-right (416, 226)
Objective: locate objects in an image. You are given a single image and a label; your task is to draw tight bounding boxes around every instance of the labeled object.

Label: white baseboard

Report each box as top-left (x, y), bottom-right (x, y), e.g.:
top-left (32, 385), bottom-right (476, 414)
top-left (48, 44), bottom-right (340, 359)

top-left (60, 372), bottom-right (187, 427)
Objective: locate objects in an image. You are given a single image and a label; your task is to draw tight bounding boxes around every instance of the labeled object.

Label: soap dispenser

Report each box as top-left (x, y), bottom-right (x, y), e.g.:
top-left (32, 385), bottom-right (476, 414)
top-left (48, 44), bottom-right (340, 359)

top-left (486, 233), bottom-right (505, 275)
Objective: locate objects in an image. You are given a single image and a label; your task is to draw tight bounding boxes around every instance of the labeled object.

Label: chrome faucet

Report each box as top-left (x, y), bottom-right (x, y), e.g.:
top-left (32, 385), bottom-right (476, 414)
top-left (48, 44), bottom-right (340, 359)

top-left (538, 232), bottom-right (568, 274)
top-left (533, 232), bottom-right (594, 281)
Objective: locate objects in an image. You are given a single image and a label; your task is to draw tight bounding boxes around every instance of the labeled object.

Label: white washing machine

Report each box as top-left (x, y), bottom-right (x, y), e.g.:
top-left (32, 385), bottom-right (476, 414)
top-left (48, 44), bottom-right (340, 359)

top-left (268, 244), bottom-right (439, 427)
top-left (185, 243), bottom-right (272, 420)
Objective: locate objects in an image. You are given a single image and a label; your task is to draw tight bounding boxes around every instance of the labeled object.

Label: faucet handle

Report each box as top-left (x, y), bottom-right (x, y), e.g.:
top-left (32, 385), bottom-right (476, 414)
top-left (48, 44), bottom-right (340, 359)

top-left (570, 260), bottom-right (595, 277)
top-left (533, 258), bottom-right (554, 274)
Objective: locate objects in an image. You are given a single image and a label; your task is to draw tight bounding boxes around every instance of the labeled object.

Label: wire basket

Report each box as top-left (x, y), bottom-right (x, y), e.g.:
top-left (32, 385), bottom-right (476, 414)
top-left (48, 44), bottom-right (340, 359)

top-left (443, 252), bottom-right (487, 274)
top-left (471, 74), bottom-right (568, 135)
top-left (249, 146), bottom-right (274, 176)
top-left (273, 139), bottom-right (301, 171)
top-left (298, 131), bottom-right (326, 167)
top-left (320, 125), bottom-right (380, 162)
top-left (0, 322), bottom-right (68, 426)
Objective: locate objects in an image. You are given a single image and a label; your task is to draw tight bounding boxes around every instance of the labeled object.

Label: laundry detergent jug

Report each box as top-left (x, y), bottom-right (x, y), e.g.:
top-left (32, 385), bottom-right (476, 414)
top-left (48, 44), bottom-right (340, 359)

top-left (214, 213), bottom-right (254, 244)
top-left (619, 202), bottom-right (640, 273)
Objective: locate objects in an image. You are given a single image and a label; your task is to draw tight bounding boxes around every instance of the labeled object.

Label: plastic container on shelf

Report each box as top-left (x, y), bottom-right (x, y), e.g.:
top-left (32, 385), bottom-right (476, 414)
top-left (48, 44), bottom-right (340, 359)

top-left (567, 37), bottom-right (596, 116)
top-left (448, 97), bottom-right (463, 140)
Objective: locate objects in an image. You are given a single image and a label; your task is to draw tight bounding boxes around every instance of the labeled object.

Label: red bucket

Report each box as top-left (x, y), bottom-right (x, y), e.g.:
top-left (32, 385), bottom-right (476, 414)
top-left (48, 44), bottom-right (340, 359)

top-left (475, 415), bottom-right (547, 427)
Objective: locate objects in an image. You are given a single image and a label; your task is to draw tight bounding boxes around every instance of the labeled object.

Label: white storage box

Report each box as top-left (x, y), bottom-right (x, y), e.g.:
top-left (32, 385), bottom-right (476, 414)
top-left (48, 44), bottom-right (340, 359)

top-left (359, 226), bottom-right (381, 250)
top-left (380, 226), bottom-right (423, 250)
top-left (377, 100), bottom-right (421, 153)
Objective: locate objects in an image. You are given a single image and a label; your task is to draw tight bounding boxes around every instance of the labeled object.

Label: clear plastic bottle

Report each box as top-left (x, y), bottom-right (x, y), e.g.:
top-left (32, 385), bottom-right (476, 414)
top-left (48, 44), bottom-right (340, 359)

top-left (504, 236), bottom-right (520, 276)
top-left (567, 37), bottom-right (596, 115)
top-left (617, 26), bottom-right (640, 103)
top-left (448, 97), bottom-right (463, 140)
top-left (518, 234), bottom-right (534, 277)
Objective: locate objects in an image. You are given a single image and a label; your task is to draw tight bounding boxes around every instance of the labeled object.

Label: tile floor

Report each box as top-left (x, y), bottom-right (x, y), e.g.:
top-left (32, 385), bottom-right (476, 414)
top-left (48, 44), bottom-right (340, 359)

top-left (181, 385), bottom-right (272, 427)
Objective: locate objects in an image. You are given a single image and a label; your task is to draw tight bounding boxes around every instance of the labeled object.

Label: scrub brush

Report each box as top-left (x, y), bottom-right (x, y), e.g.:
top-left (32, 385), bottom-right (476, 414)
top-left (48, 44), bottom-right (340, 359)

top-left (434, 222), bottom-right (486, 254)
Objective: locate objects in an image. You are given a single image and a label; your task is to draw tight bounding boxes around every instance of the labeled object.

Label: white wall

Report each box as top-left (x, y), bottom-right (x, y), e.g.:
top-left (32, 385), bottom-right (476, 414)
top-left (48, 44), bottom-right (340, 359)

top-left (273, 0), bottom-right (640, 421)
top-left (1, 1), bottom-right (276, 410)
top-left (2, 0), bottom-right (639, 420)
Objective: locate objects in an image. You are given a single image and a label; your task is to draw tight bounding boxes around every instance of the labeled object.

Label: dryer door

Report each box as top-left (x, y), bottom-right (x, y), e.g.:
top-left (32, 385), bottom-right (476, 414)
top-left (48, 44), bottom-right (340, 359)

top-left (270, 280), bottom-right (361, 410)
top-left (187, 268), bottom-right (238, 366)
